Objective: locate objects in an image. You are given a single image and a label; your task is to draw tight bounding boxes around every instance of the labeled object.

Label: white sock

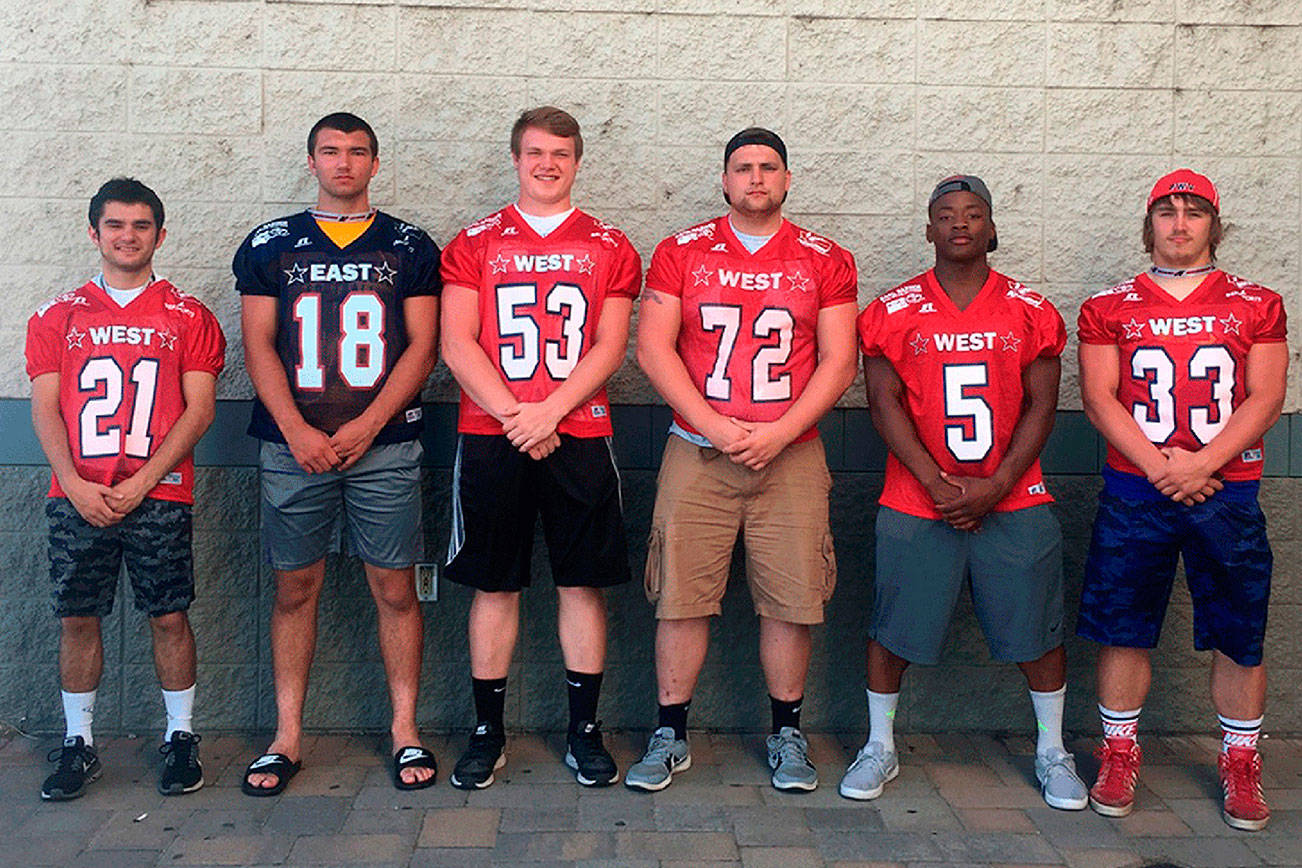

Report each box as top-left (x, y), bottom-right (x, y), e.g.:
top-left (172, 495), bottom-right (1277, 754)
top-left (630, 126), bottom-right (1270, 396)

top-left (867, 689), bottom-right (899, 754)
top-left (1218, 714), bottom-right (1263, 753)
top-left (62, 689), bottom-right (96, 746)
top-left (162, 684), bottom-right (196, 740)
top-left (1030, 685), bottom-right (1067, 755)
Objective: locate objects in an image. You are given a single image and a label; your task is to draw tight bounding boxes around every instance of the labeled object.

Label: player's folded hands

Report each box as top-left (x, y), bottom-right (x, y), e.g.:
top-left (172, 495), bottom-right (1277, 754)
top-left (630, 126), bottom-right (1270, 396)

top-left (721, 419), bottom-right (792, 471)
top-left (66, 479), bottom-right (124, 527)
top-left (286, 425), bottom-right (342, 474)
top-left (330, 417), bottom-right (382, 470)
top-left (502, 401), bottom-right (562, 452)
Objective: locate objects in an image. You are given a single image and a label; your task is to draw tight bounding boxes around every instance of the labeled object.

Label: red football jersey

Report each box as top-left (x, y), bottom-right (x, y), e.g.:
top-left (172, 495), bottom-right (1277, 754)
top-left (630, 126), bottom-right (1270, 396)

top-left (1078, 270), bottom-right (1287, 481)
top-left (440, 206), bottom-right (642, 437)
top-left (644, 217), bottom-right (858, 442)
top-left (25, 279), bottom-right (227, 505)
top-left (859, 269), bottom-right (1065, 519)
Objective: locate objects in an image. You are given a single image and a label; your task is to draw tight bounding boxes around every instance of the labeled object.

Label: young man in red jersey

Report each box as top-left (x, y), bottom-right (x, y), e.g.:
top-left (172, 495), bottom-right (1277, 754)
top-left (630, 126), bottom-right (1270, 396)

top-left (27, 178), bottom-right (225, 800)
top-left (440, 107), bottom-right (641, 789)
top-left (628, 128), bottom-right (858, 793)
top-left (236, 113), bottom-right (441, 795)
top-left (849, 176), bottom-right (1086, 810)
top-left (1078, 169), bottom-right (1288, 830)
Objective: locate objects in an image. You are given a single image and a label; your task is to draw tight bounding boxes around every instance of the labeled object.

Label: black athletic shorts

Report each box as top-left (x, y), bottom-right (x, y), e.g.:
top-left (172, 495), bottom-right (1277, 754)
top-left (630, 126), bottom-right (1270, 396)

top-left (48, 498), bottom-right (194, 618)
top-left (443, 433), bottom-right (631, 592)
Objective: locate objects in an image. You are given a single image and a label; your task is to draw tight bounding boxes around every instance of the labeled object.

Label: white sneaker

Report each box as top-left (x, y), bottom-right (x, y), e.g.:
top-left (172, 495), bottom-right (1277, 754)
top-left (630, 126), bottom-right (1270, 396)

top-left (839, 741), bottom-right (898, 800)
top-left (1036, 747), bottom-right (1088, 810)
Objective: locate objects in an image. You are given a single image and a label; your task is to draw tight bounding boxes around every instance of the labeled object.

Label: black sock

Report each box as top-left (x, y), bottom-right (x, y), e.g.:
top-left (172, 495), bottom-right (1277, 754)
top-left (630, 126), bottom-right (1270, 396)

top-left (471, 677), bottom-right (507, 733)
top-left (566, 669), bottom-right (603, 734)
top-left (658, 701), bottom-right (690, 741)
top-left (770, 695), bottom-right (802, 733)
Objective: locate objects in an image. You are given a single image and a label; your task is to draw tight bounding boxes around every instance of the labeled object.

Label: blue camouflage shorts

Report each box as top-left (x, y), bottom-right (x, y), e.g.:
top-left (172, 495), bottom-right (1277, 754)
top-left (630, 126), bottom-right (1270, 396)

top-left (1077, 469), bottom-right (1272, 666)
top-left (48, 497), bottom-right (194, 619)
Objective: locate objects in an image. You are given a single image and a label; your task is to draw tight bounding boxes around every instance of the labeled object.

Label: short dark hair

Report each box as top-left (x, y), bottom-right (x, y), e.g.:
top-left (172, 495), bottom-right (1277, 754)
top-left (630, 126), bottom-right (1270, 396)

top-left (307, 112), bottom-right (378, 157)
top-left (88, 177), bottom-right (164, 230)
top-left (1143, 193), bottom-right (1223, 261)
top-left (510, 106), bottom-right (583, 160)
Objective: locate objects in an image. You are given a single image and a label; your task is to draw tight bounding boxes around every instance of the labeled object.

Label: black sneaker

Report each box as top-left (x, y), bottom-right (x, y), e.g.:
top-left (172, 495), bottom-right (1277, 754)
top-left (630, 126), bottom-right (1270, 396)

top-left (41, 736), bottom-right (102, 801)
top-left (450, 723), bottom-right (506, 790)
top-left (158, 731), bottom-right (204, 795)
top-left (565, 720), bottom-right (618, 787)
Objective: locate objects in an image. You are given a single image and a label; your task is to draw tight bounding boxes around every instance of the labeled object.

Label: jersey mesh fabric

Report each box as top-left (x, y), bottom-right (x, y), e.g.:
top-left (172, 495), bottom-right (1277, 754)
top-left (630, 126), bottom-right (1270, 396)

top-left (1077, 271), bottom-right (1286, 482)
top-left (644, 217), bottom-right (858, 443)
top-left (858, 269), bottom-right (1065, 519)
top-left (232, 210), bottom-right (441, 443)
top-left (440, 206), bottom-right (642, 438)
top-left (25, 279), bottom-right (226, 505)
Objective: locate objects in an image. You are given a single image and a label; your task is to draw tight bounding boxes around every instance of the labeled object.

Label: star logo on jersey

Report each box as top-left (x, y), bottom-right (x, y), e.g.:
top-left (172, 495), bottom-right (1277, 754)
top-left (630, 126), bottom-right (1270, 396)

top-left (65, 326), bottom-right (86, 349)
top-left (157, 329), bottom-right (178, 350)
top-left (692, 265), bottom-right (712, 286)
top-left (1219, 312), bottom-right (1242, 334)
top-left (1123, 318), bottom-right (1146, 339)
top-left (1000, 331), bottom-right (1022, 352)
top-left (374, 260), bottom-right (397, 284)
top-left (576, 254), bottom-right (595, 275)
top-left (787, 270), bottom-right (811, 293)
top-left (489, 254), bottom-right (510, 275)
top-left (910, 333), bottom-right (930, 355)
top-left (285, 262), bottom-right (308, 285)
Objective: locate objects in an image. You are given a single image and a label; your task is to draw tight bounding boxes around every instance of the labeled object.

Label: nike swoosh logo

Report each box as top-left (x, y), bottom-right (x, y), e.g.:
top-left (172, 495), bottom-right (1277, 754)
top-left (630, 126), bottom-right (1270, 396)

top-left (399, 748), bottom-right (426, 763)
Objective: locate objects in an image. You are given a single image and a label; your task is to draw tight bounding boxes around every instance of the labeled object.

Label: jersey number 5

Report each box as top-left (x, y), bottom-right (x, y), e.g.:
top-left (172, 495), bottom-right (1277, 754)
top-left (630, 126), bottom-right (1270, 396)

top-left (79, 357), bottom-right (159, 459)
top-left (1130, 345), bottom-right (1234, 444)
top-left (943, 363), bottom-right (994, 462)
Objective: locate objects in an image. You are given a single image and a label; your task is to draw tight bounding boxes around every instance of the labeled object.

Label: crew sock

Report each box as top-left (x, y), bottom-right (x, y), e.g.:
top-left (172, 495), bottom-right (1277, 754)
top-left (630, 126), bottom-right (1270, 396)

top-left (1219, 714), bottom-right (1263, 753)
top-left (770, 695), bottom-right (802, 733)
top-left (867, 689), bottom-right (899, 755)
top-left (565, 669), bottom-right (603, 735)
top-left (161, 683), bottom-right (196, 741)
top-left (471, 676), bottom-right (508, 732)
top-left (658, 701), bottom-right (690, 741)
top-left (62, 689), bottom-right (96, 746)
top-left (1099, 703), bottom-right (1141, 743)
top-left (1029, 685), bottom-right (1067, 755)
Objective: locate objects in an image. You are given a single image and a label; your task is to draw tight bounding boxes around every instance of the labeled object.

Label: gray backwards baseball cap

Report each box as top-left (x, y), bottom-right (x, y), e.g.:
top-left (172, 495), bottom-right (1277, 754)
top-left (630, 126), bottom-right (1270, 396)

top-left (928, 174), bottom-right (996, 252)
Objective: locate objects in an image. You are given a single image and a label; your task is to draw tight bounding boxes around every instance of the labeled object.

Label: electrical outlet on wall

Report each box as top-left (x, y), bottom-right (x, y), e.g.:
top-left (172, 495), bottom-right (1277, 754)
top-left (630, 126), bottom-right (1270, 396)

top-left (415, 563), bottom-right (439, 601)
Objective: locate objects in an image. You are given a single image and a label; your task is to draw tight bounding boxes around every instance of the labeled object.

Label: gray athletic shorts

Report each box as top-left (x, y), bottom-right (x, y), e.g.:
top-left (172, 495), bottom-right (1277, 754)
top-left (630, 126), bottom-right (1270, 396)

top-left (871, 505), bottom-right (1064, 665)
top-left (259, 440), bottom-right (423, 570)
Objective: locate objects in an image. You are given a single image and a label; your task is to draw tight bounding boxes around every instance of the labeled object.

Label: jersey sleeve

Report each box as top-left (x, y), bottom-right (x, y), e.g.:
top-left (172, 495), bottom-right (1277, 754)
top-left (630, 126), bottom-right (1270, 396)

top-left (438, 230), bottom-right (481, 290)
top-left (856, 299), bottom-right (887, 358)
top-left (181, 304), bottom-right (228, 376)
top-left (403, 230), bottom-right (443, 299)
top-left (24, 309), bottom-right (62, 379)
top-left (1076, 297), bottom-right (1114, 345)
top-left (232, 235), bottom-right (279, 297)
top-left (1033, 300), bottom-right (1068, 358)
top-left (644, 237), bottom-right (685, 298)
top-left (606, 237), bottom-right (643, 300)
top-left (1253, 292), bottom-right (1288, 343)
top-left (819, 247), bottom-right (859, 308)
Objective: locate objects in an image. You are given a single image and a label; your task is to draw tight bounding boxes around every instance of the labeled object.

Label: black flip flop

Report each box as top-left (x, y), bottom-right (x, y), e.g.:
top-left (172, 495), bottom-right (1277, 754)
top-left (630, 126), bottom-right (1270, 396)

top-left (241, 752), bottom-right (301, 797)
top-left (393, 745), bottom-right (437, 790)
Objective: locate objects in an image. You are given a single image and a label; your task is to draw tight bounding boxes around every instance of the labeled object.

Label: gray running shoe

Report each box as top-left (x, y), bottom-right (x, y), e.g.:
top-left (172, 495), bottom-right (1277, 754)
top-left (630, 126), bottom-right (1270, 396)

top-left (625, 726), bottom-right (691, 792)
top-left (1036, 747), bottom-right (1088, 810)
top-left (839, 741), bottom-right (898, 800)
top-left (766, 726), bottom-right (817, 792)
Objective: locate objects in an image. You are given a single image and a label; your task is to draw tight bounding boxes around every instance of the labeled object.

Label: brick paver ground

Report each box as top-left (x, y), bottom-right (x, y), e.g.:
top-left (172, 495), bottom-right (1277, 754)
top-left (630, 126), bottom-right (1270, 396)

top-left (3, 730), bottom-right (1299, 867)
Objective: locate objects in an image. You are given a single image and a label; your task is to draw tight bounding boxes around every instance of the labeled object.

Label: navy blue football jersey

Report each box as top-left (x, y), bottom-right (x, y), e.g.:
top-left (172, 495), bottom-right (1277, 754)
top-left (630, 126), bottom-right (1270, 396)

top-left (233, 210), bottom-right (441, 443)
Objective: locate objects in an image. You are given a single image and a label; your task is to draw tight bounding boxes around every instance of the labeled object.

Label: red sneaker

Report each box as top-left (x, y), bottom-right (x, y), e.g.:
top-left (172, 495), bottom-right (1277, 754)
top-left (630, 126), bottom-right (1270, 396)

top-left (1218, 747), bottom-right (1270, 831)
top-left (1089, 737), bottom-right (1142, 817)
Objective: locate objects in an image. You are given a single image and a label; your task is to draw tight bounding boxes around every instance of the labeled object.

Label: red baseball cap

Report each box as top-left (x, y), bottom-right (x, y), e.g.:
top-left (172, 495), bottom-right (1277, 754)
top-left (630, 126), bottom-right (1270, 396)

top-left (1147, 168), bottom-right (1219, 213)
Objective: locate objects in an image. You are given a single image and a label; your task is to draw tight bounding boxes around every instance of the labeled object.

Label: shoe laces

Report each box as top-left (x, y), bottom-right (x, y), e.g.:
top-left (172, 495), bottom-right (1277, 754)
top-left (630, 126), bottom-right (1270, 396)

top-left (771, 731), bottom-right (810, 766)
top-left (160, 733), bottom-right (201, 767)
top-left (849, 743), bottom-right (888, 775)
top-left (1094, 739), bottom-right (1139, 785)
top-left (641, 728), bottom-right (679, 764)
top-left (1221, 749), bottom-right (1264, 799)
top-left (48, 740), bottom-right (89, 773)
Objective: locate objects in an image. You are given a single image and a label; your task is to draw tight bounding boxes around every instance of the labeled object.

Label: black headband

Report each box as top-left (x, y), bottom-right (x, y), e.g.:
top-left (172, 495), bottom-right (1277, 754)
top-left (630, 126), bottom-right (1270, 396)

top-left (723, 128), bottom-right (787, 169)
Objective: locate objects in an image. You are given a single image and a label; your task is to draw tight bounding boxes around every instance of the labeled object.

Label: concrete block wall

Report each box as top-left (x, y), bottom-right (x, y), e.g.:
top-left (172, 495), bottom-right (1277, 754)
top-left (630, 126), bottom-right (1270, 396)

top-left (2, 1), bottom-right (1301, 735)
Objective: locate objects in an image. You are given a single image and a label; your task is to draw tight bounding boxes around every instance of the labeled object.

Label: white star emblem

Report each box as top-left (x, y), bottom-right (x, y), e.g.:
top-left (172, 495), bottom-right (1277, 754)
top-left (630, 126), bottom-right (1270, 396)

top-left (374, 260), bottom-right (397, 284)
top-left (1000, 331), bottom-right (1021, 352)
top-left (285, 262), bottom-right (308, 285)
top-left (157, 329), bottom-right (178, 351)
top-left (576, 254), bottom-right (595, 275)
top-left (1219, 313), bottom-right (1242, 335)
top-left (787, 270), bottom-right (810, 293)
top-left (691, 265), bottom-right (712, 286)
top-left (1123, 318), bottom-right (1146, 339)
top-left (66, 327), bottom-right (85, 349)
top-left (489, 254), bottom-right (510, 275)
top-left (910, 333), bottom-right (930, 355)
